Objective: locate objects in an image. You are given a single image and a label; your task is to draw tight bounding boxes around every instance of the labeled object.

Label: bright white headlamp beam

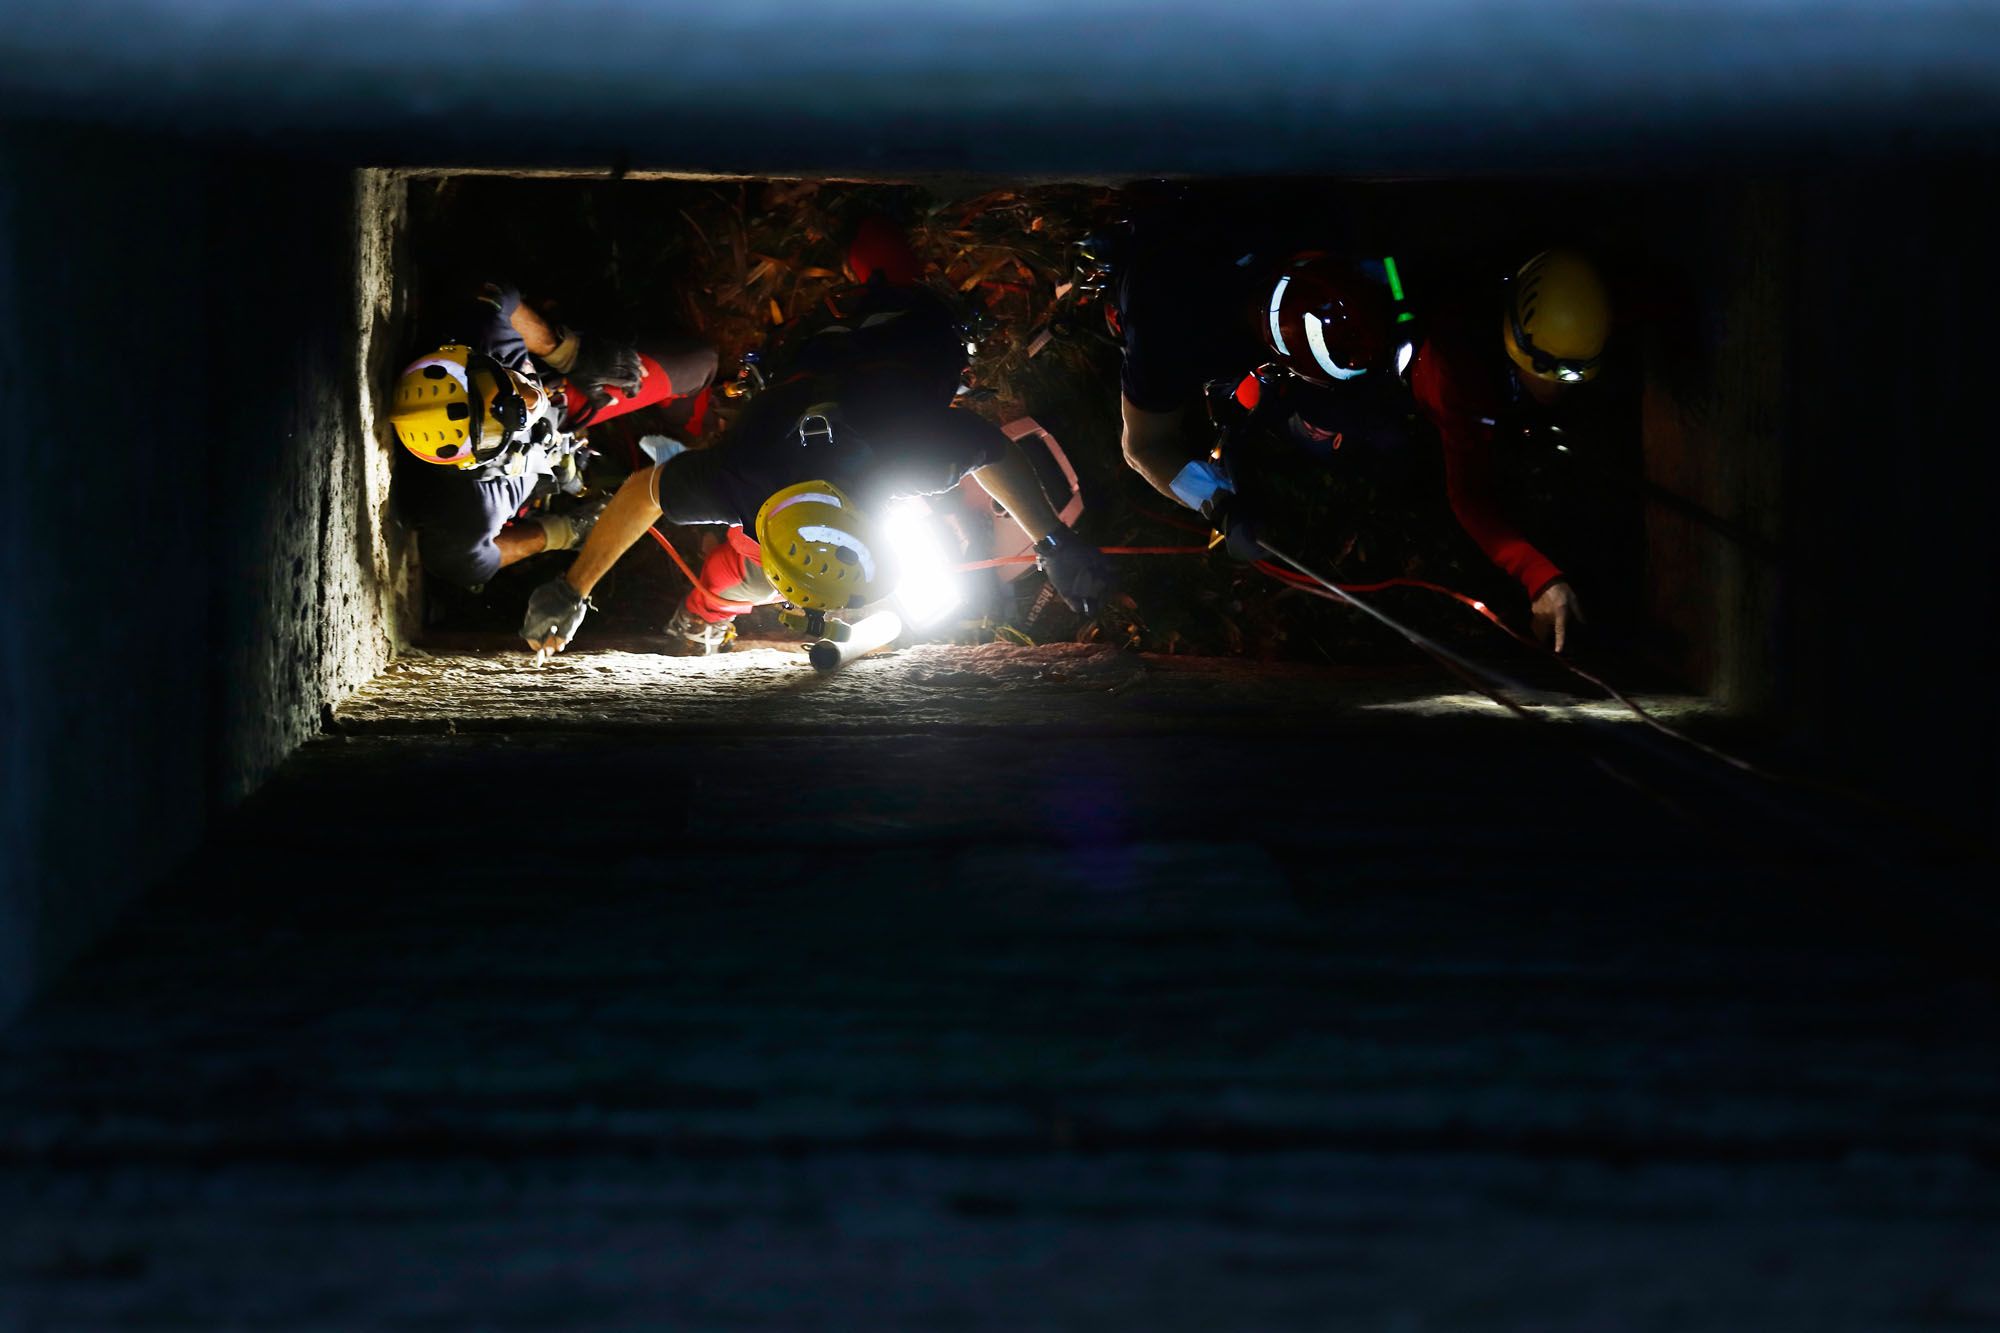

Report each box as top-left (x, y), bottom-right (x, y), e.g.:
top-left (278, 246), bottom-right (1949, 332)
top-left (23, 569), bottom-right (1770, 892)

top-left (883, 496), bottom-right (963, 628)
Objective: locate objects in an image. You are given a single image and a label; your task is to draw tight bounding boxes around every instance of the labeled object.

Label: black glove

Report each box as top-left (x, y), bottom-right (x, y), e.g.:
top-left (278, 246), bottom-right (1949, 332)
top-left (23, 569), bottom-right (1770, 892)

top-left (1034, 524), bottom-right (1113, 615)
top-left (568, 335), bottom-right (645, 400)
top-left (1203, 493), bottom-right (1266, 563)
top-left (521, 577), bottom-right (590, 653)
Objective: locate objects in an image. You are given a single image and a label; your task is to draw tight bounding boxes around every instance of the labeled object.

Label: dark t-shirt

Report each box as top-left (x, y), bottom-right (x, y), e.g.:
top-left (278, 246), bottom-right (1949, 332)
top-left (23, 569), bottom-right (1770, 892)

top-left (656, 286), bottom-right (1006, 529)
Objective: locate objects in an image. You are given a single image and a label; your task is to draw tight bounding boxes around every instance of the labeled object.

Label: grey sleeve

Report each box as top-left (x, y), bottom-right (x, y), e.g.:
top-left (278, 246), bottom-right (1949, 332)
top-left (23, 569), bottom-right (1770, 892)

top-left (469, 283), bottom-right (535, 374)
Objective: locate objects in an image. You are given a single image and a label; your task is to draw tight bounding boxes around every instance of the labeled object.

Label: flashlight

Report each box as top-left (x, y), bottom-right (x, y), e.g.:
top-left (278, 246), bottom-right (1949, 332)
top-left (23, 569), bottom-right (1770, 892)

top-left (810, 611), bottom-right (904, 672)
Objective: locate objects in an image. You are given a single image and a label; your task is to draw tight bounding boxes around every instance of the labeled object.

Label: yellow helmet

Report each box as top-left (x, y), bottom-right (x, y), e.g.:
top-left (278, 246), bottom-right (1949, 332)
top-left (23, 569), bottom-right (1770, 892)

top-left (755, 481), bottom-right (894, 613)
top-left (1502, 249), bottom-right (1611, 385)
top-left (389, 344), bottom-right (540, 467)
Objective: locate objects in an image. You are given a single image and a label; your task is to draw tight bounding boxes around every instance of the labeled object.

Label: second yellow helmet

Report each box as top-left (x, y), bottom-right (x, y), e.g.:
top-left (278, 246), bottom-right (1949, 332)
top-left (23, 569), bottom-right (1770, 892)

top-left (755, 481), bottom-right (894, 612)
top-left (1502, 249), bottom-right (1611, 385)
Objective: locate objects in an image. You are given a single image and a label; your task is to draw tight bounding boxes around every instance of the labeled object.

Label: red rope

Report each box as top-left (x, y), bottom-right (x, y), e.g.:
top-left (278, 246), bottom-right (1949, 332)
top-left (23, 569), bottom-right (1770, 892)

top-left (954, 546), bottom-right (1211, 571)
top-left (951, 542), bottom-right (1793, 789)
top-left (638, 518), bottom-right (1977, 853)
top-left (644, 525), bottom-right (705, 587)
top-left (646, 527), bottom-right (1697, 752)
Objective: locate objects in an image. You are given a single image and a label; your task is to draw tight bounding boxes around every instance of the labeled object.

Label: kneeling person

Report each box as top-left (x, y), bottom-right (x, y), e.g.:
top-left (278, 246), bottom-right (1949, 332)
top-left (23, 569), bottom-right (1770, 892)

top-left (391, 285), bottom-right (717, 589)
top-left (522, 282), bottom-right (1110, 655)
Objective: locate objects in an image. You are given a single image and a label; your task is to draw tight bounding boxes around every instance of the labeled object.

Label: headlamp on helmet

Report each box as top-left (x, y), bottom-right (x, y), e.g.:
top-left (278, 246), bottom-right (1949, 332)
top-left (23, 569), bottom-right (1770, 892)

top-left (1502, 249), bottom-right (1611, 386)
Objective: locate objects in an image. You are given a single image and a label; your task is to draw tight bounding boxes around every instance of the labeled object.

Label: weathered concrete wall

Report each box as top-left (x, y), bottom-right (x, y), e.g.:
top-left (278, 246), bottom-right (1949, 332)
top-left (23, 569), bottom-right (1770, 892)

top-left (0, 131), bottom-right (404, 1025)
top-left (203, 161), bottom-right (407, 799)
top-left (1640, 181), bottom-right (1791, 714)
top-left (0, 127), bottom-right (214, 1030)
top-left (1781, 171), bottom-right (1999, 826)
top-left (1640, 171), bottom-right (1999, 822)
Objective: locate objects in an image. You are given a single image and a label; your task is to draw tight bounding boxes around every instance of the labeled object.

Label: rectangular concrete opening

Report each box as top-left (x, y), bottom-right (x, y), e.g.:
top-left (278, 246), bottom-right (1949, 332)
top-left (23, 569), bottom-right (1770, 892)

top-left (371, 178), bottom-right (1666, 659)
top-left (6, 10), bottom-right (1999, 1321)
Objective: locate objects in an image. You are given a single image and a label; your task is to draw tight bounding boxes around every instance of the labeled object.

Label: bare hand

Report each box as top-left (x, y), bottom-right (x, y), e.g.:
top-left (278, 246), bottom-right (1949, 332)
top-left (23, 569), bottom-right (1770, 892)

top-left (1531, 580), bottom-right (1584, 653)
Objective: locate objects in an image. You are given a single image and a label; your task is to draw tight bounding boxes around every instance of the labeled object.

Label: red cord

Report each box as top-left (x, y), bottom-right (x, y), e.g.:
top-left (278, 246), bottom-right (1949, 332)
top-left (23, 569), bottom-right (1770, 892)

top-left (644, 525), bottom-right (705, 587)
top-left (952, 542), bottom-right (1794, 789)
top-left (648, 527), bottom-right (1713, 760)
top-left (954, 546), bottom-right (1210, 572)
top-left (639, 518), bottom-right (1977, 852)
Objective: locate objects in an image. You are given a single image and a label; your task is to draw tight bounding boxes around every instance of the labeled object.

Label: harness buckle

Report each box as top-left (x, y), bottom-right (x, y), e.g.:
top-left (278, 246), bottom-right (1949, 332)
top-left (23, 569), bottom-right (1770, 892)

top-left (798, 414), bottom-right (835, 449)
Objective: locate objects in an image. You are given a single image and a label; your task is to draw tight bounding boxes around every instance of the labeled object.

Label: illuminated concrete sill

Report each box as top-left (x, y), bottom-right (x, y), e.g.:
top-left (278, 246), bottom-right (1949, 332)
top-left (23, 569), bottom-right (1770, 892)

top-left (331, 642), bottom-right (1716, 738)
top-left (1360, 692), bottom-right (1715, 723)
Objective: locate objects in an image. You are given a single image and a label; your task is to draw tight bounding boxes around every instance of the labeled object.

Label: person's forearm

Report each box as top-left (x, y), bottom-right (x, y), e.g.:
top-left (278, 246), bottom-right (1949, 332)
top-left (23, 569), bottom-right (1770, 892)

top-left (971, 440), bottom-right (1062, 544)
top-left (494, 521), bottom-right (550, 570)
top-left (1438, 422), bottom-right (1561, 596)
top-left (1119, 396), bottom-right (1194, 503)
top-left (563, 466), bottom-right (663, 597)
top-left (508, 297), bottom-right (561, 358)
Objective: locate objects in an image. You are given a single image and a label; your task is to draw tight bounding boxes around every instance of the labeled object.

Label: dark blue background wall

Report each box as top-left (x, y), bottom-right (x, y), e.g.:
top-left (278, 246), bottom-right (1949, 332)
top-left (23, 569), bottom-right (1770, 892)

top-left (0, 130), bottom-right (399, 1023)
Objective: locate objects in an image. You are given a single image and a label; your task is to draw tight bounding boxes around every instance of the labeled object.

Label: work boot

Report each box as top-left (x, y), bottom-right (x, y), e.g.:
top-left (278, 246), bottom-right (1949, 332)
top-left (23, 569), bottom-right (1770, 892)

top-left (664, 602), bottom-right (737, 656)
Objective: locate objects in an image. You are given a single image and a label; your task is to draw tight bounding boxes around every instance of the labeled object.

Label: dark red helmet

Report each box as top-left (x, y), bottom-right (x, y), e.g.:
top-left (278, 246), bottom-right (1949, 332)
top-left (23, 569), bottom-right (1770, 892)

top-left (1258, 254), bottom-right (1393, 387)
top-left (845, 213), bottom-right (923, 287)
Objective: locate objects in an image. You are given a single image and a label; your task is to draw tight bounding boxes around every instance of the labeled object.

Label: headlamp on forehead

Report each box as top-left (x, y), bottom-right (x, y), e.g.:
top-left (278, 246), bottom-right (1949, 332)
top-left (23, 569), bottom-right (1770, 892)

top-left (1501, 249), bottom-right (1610, 386)
top-left (1506, 300), bottom-right (1600, 383)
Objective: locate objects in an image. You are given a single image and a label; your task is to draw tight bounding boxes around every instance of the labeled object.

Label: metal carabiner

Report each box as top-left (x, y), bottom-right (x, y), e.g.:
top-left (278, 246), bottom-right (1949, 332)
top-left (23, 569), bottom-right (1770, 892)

top-left (798, 413), bottom-right (835, 449)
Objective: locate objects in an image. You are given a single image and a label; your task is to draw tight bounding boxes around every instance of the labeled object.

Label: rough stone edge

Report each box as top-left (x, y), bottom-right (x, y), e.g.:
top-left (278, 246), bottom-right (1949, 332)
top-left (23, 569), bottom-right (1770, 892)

top-left (355, 167), bottom-right (421, 657)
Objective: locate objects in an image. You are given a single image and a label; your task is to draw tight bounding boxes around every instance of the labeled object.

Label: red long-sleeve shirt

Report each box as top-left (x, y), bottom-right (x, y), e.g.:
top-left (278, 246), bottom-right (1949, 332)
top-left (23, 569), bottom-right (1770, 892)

top-left (1409, 324), bottom-right (1564, 599)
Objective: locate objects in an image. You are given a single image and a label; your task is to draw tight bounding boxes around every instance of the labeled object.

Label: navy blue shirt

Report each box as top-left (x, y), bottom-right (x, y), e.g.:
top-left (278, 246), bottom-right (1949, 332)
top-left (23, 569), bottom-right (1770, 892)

top-left (656, 285), bottom-right (1006, 529)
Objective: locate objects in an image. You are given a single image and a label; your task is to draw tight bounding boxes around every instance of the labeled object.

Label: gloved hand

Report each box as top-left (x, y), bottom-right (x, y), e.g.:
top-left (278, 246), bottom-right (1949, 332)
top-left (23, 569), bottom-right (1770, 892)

top-left (550, 449), bottom-right (586, 497)
top-left (1034, 524), bottom-right (1113, 616)
top-left (1203, 493), bottom-right (1266, 563)
top-left (521, 577), bottom-right (590, 656)
top-left (567, 336), bottom-right (645, 400)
